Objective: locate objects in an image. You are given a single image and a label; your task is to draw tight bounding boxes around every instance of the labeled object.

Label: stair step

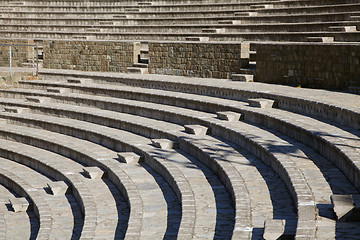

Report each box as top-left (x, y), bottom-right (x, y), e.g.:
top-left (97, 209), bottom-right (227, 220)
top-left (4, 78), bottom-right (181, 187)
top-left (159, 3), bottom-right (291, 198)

top-left (67, 77), bottom-right (92, 84)
top-left (218, 20), bottom-right (241, 25)
top-left (263, 219), bottom-right (286, 240)
top-left (250, 4), bottom-right (273, 9)
top-left (216, 111), bottom-right (241, 121)
top-left (329, 26), bottom-right (357, 32)
top-left (231, 73), bottom-right (254, 82)
top-left (184, 125), bottom-right (208, 136)
top-left (3, 107), bottom-right (29, 114)
top-left (151, 139), bottom-right (178, 150)
top-left (138, 2), bottom-right (152, 5)
top-left (125, 7), bottom-right (140, 12)
top-left (26, 96), bottom-right (48, 103)
top-left (113, 15), bottom-right (127, 19)
top-left (139, 58), bottom-right (149, 64)
top-left (83, 167), bottom-right (104, 180)
top-left (248, 98), bottom-right (275, 108)
top-left (99, 21), bottom-right (114, 25)
top-left (234, 12), bottom-right (258, 16)
top-left (127, 67), bottom-right (149, 74)
top-left (307, 37), bottom-right (334, 43)
top-left (249, 51), bottom-right (256, 62)
top-left (239, 67), bottom-right (256, 75)
top-left (331, 195), bottom-right (360, 222)
top-left (21, 63), bottom-right (35, 68)
top-left (202, 28), bottom-right (225, 33)
top-left (117, 152), bottom-right (142, 164)
top-left (185, 37), bottom-right (210, 41)
top-left (85, 28), bottom-right (101, 32)
top-left (9, 197), bottom-right (29, 212)
top-left (47, 87), bottom-right (68, 93)
top-left (47, 181), bottom-right (68, 196)
top-left (133, 63), bottom-right (148, 68)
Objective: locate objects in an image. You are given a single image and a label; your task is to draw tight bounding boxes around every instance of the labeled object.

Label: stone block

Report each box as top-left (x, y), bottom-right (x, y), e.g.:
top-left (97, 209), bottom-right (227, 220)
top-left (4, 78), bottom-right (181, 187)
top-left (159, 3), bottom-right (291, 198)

top-left (26, 96), bottom-right (49, 103)
top-left (307, 37), bottom-right (334, 43)
top-left (47, 181), bottom-right (68, 195)
top-left (151, 139), bottom-right (177, 149)
top-left (263, 219), bottom-right (285, 240)
top-left (67, 77), bottom-right (92, 84)
top-left (231, 73), bottom-right (254, 82)
top-left (216, 111), bottom-right (241, 121)
top-left (47, 87), bottom-right (69, 94)
top-left (9, 197), bottom-right (29, 212)
top-left (185, 37), bottom-right (210, 42)
top-left (184, 125), bottom-right (208, 136)
top-left (83, 166), bottom-right (104, 179)
top-left (117, 152), bottom-right (142, 164)
top-left (3, 107), bottom-right (29, 114)
top-left (331, 194), bottom-right (360, 221)
top-left (248, 98), bottom-right (275, 108)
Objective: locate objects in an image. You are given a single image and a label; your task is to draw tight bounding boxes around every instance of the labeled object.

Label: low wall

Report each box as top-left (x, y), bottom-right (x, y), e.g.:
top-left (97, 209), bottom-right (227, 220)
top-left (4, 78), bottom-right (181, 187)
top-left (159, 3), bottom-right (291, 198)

top-left (255, 43), bottom-right (360, 90)
top-left (43, 40), bottom-right (140, 72)
top-left (0, 39), bottom-right (34, 67)
top-left (149, 41), bottom-right (249, 79)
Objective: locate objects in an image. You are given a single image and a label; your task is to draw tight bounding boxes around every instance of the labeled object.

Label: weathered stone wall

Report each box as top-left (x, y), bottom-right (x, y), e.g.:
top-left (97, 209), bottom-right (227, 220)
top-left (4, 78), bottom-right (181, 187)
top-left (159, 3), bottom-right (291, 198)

top-left (0, 39), bottom-right (34, 67)
top-left (43, 40), bottom-right (140, 72)
top-left (255, 43), bottom-right (360, 90)
top-left (149, 41), bottom-right (249, 79)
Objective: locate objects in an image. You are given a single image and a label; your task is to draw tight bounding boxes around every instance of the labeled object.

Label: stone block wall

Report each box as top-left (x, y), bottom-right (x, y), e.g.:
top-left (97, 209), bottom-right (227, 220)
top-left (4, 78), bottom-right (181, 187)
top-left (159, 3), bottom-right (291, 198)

top-left (149, 41), bottom-right (249, 79)
top-left (255, 43), bottom-right (360, 90)
top-left (43, 40), bottom-right (140, 72)
top-left (0, 39), bottom-right (34, 67)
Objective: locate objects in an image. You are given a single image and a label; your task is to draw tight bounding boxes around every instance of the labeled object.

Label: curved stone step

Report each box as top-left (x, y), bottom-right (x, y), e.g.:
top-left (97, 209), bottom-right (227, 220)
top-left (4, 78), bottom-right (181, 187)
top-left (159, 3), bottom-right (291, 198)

top-left (4, 86), bottom-right (360, 195)
top-left (0, 97), bottom-right (298, 237)
top-left (0, 157), bottom-right (77, 239)
top-left (0, 177), bottom-right (35, 240)
top-left (0, 138), bottom-right (99, 239)
top-left (0, 165), bottom-right (51, 239)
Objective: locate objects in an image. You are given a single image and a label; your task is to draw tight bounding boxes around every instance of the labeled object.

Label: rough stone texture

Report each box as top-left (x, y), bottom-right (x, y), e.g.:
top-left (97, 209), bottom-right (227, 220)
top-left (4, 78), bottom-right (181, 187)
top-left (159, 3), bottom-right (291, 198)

top-left (149, 41), bottom-right (249, 79)
top-left (255, 42), bottom-right (360, 90)
top-left (0, 39), bottom-right (34, 67)
top-left (43, 40), bottom-right (140, 72)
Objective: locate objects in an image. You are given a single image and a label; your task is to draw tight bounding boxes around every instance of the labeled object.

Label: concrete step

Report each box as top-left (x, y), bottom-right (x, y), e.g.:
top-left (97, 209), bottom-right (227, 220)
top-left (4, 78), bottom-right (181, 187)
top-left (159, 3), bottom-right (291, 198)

top-left (127, 67), bottom-right (148, 74)
top-left (234, 11), bottom-right (258, 17)
top-left (185, 36), bottom-right (210, 41)
top-left (67, 77), bottom-right (92, 84)
top-left (218, 20), bottom-right (241, 25)
top-left (202, 28), bottom-right (225, 33)
top-left (307, 36), bottom-right (334, 42)
top-left (133, 63), bottom-right (148, 68)
top-left (329, 26), bottom-right (357, 32)
top-left (231, 73), bottom-right (254, 82)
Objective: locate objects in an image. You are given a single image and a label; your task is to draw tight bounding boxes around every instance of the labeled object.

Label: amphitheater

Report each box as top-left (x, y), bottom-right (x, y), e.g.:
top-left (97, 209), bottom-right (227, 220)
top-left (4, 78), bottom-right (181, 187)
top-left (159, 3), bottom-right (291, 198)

top-left (0, 0), bottom-right (359, 239)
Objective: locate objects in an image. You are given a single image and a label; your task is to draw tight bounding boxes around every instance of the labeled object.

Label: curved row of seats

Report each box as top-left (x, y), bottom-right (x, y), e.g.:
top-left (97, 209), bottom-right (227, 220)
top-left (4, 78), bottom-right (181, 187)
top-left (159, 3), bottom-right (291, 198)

top-left (0, 70), bottom-right (358, 238)
top-left (0, 0), bottom-right (359, 42)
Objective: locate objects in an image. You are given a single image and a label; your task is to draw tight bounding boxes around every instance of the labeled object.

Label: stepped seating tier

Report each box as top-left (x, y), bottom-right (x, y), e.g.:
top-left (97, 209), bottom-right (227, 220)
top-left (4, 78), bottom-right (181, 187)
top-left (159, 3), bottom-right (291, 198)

top-left (0, 71), bottom-right (358, 236)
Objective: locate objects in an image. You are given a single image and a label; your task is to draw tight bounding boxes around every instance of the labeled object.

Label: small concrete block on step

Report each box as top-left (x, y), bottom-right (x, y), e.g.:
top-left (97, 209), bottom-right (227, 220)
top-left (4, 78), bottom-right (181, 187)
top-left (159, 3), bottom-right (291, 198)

top-left (329, 26), bottom-right (357, 32)
top-left (248, 98), bottom-right (275, 108)
top-left (47, 181), bottom-right (68, 196)
top-left (83, 167), bottom-right (104, 179)
top-left (202, 28), bottom-right (226, 33)
top-left (331, 194), bottom-right (360, 221)
top-left (117, 152), bottom-right (142, 164)
top-left (231, 74), bottom-right (254, 82)
top-left (216, 111), bottom-right (241, 121)
top-left (127, 67), bottom-right (149, 74)
top-left (263, 219), bottom-right (285, 240)
top-left (9, 197), bottom-right (29, 212)
top-left (218, 20), bottom-right (241, 25)
top-left (185, 37), bottom-right (210, 41)
top-left (3, 107), bottom-right (29, 114)
top-left (26, 96), bottom-right (48, 103)
top-left (151, 139), bottom-right (177, 149)
top-left (234, 12), bottom-right (258, 16)
top-left (47, 87), bottom-right (68, 94)
top-left (307, 37), bottom-right (334, 43)
top-left (67, 77), bottom-right (92, 84)
top-left (184, 125), bottom-right (208, 136)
